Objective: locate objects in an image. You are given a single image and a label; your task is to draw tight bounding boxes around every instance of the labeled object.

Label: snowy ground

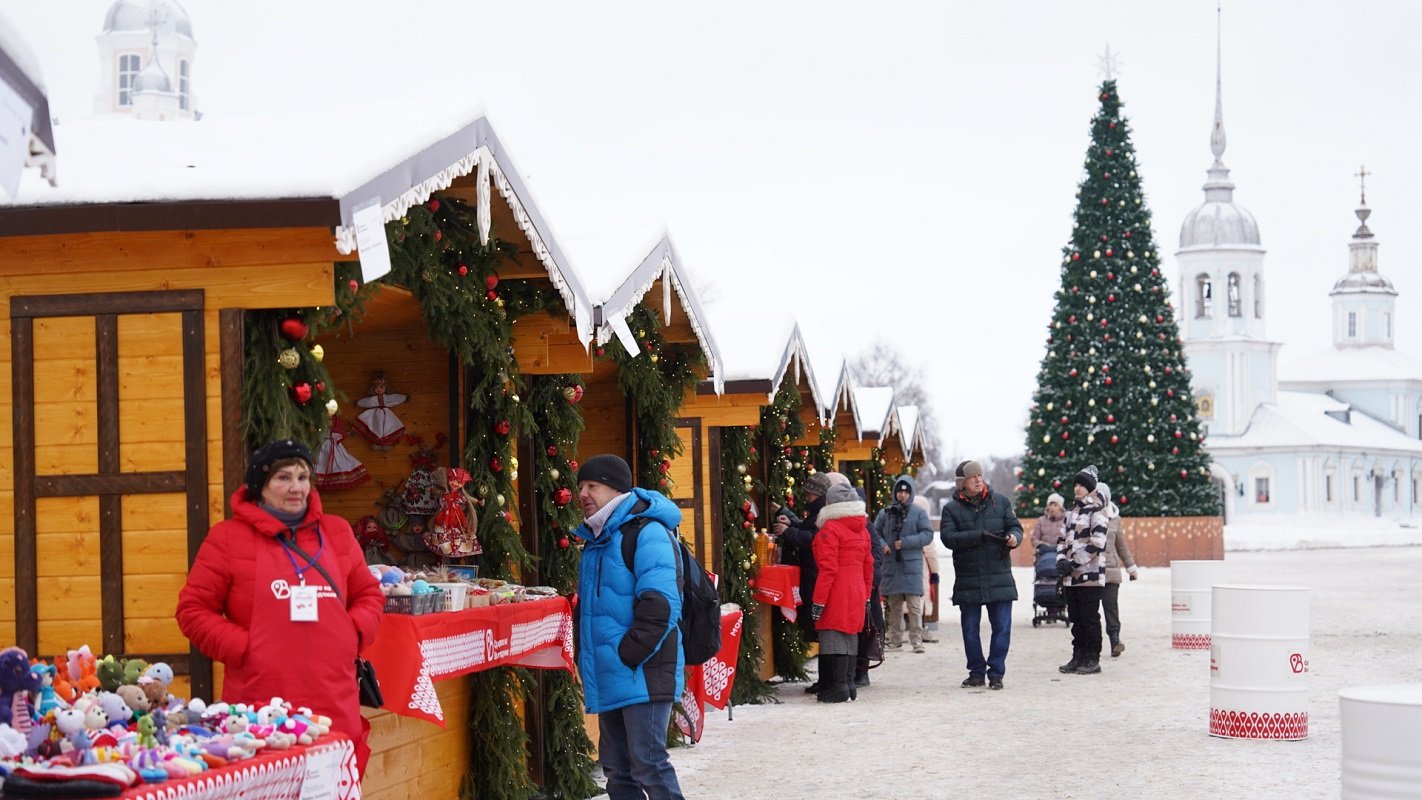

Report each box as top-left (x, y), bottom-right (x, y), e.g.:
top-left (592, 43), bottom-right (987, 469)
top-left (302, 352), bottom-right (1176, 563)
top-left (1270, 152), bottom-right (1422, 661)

top-left (1225, 513), bottom-right (1422, 552)
top-left (661, 545), bottom-right (1422, 800)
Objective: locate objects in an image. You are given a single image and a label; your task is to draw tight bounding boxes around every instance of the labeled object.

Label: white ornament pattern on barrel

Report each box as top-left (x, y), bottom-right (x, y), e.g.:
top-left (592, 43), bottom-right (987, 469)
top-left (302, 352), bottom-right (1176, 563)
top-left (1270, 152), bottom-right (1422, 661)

top-left (1208, 584), bottom-right (1309, 740)
top-left (1340, 684), bottom-right (1422, 798)
top-left (1170, 559), bottom-right (1225, 650)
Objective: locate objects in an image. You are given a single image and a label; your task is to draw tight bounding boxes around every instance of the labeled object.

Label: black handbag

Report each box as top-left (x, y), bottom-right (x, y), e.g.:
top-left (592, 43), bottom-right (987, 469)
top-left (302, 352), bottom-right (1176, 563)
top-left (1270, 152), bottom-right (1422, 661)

top-left (280, 532), bottom-right (384, 708)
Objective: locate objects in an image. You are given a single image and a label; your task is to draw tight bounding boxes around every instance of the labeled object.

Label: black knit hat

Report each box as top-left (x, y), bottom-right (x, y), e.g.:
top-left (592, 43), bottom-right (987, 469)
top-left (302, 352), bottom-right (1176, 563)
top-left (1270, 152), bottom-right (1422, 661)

top-left (576, 454), bottom-right (634, 493)
top-left (1073, 464), bottom-right (1099, 493)
top-left (245, 438), bottom-right (314, 500)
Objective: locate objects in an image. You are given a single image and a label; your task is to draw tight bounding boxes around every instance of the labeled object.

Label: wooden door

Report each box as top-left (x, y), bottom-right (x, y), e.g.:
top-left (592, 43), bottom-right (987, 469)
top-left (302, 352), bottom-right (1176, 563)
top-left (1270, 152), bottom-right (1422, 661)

top-left (10, 290), bottom-right (208, 689)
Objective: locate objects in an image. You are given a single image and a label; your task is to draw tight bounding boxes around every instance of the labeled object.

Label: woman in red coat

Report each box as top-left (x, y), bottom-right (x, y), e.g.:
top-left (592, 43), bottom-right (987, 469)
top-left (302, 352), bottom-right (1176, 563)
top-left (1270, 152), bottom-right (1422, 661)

top-left (176, 439), bottom-right (385, 775)
top-left (810, 483), bottom-right (875, 704)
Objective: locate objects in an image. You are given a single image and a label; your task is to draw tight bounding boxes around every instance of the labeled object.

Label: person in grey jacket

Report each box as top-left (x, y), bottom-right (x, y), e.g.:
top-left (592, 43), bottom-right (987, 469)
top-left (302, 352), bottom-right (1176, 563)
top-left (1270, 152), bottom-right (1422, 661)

top-left (940, 460), bottom-right (1023, 690)
top-left (873, 475), bottom-right (934, 653)
top-left (1096, 481), bottom-right (1138, 657)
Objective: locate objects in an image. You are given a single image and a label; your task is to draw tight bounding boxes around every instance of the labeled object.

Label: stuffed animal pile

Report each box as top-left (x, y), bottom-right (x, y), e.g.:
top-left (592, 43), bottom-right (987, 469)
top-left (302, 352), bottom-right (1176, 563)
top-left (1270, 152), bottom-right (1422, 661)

top-left (0, 645), bottom-right (336, 792)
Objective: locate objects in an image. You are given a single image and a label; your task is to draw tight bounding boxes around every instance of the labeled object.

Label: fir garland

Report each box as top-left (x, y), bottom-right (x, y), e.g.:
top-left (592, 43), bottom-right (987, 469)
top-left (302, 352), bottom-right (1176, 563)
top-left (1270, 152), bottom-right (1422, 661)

top-left (607, 304), bottom-right (705, 493)
top-left (240, 262), bottom-right (373, 450)
top-left (719, 426), bottom-right (776, 705)
top-left (526, 375), bottom-right (599, 800)
top-left (756, 381), bottom-right (809, 681)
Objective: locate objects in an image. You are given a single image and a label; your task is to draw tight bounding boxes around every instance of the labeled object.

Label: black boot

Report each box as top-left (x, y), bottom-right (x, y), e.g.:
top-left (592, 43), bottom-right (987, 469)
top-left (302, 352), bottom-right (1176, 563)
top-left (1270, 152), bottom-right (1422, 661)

top-left (1058, 649), bottom-right (1083, 674)
top-left (1075, 656), bottom-right (1102, 675)
top-left (854, 670), bottom-right (870, 688)
top-left (845, 654), bottom-right (860, 701)
top-left (804, 655), bottom-right (826, 694)
top-left (817, 656), bottom-right (852, 703)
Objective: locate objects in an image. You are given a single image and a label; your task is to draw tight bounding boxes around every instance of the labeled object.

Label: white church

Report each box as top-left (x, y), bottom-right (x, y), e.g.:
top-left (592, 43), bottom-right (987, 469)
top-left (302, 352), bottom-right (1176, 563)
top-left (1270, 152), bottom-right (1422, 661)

top-left (92, 0), bottom-right (198, 121)
top-left (1178, 70), bottom-right (1422, 522)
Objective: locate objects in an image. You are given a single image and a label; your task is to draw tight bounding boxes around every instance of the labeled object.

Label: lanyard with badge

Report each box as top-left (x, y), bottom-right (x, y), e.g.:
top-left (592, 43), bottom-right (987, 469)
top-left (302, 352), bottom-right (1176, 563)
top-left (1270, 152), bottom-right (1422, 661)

top-left (278, 528), bottom-right (325, 622)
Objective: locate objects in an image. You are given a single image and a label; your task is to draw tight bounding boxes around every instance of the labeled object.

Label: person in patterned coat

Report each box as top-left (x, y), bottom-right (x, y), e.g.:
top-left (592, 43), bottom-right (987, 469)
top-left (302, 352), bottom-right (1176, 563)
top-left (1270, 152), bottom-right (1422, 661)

top-left (1057, 465), bottom-right (1109, 675)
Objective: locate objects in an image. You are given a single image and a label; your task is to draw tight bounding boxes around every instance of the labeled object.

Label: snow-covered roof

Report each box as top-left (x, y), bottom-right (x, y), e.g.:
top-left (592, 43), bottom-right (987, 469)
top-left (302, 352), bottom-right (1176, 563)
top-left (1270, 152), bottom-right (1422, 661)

top-left (698, 297), bottom-right (808, 402)
top-left (2, 100), bottom-right (593, 336)
top-left (1206, 390), bottom-right (1422, 455)
top-left (793, 328), bottom-right (839, 426)
top-left (0, 9), bottom-right (56, 189)
top-left (1279, 345), bottom-right (1422, 385)
top-left (852, 386), bottom-right (895, 441)
top-left (594, 234), bottom-right (724, 392)
top-left (896, 404), bottom-right (921, 460)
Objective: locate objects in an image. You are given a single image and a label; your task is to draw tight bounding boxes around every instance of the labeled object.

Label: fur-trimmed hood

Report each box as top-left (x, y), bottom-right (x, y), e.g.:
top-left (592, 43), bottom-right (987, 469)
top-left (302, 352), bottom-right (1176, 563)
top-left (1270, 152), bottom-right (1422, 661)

top-left (817, 499), bottom-right (867, 525)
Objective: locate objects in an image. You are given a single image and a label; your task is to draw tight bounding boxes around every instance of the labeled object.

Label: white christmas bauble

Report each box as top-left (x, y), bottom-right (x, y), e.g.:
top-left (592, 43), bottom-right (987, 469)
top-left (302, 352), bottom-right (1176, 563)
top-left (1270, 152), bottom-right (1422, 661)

top-left (1090, 270), bottom-right (1098, 278)
top-left (1046, 402), bottom-right (1054, 411)
top-left (550, 468), bottom-right (560, 480)
top-left (1151, 398), bottom-right (1159, 406)
top-left (1144, 366), bottom-right (1152, 374)
top-left (1147, 434), bottom-right (1156, 443)
top-left (325, 399), bottom-right (339, 416)
top-left (1149, 380), bottom-right (1157, 389)
top-left (1093, 250), bottom-right (1101, 258)
top-left (1038, 468), bottom-right (1046, 476)
top-left (1088, 399), bottom-right (1096, 407)
top-left (1043, 435), bottom-right (1051, 443)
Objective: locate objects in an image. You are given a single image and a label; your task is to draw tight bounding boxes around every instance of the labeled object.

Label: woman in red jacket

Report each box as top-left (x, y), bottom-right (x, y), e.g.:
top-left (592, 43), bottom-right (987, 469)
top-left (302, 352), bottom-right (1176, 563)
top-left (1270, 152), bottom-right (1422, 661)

top-left (177, 439), bottom-right (385, 775)
top-left (810, 483), bottom-right (875, 704)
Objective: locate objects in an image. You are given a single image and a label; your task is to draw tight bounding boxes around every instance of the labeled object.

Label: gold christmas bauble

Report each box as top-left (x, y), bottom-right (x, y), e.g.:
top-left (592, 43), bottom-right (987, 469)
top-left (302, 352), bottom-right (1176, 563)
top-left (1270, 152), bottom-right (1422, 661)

top-left (310, 344), bottom-right (325, 362)
top-left (736, 464), bottom-right (747, 475)
top-left (510, 457), bottom-right (520, 470)
top-left (277, 348), bottom-right (300, 370)
top-left (550, 468), bottom-right (560, 480)
top-left (787, 476), bottom-right (796, 486)
top-left (496, 494), bottom-right (506, 506)
top-left (325, 399), bottom-right (339, 416)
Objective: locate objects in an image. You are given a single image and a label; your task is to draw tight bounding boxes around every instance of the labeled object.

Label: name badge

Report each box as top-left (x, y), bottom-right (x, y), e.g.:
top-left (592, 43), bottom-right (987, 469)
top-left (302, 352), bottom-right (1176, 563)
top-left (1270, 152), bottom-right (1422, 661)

top-left (290, 584), bottom-right (319, 622)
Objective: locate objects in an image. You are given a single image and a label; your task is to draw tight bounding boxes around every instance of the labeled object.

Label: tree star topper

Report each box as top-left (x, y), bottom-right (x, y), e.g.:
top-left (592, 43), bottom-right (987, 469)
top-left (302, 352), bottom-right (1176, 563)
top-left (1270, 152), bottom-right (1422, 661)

top-left (1097, 46), bottom-right (1121, 81)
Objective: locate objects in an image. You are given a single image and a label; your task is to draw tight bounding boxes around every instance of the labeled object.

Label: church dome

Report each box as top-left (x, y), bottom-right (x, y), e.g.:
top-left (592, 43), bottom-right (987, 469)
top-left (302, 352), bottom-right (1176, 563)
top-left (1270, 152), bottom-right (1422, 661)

top-left (1331, 270), bottom-right (1395, 294)
top-left (103, 0), bottom-right (193, 38)
top-left (1179, 194), bottom-right (1261, 249)
top-left (133, 59), bottom-right (171, 93)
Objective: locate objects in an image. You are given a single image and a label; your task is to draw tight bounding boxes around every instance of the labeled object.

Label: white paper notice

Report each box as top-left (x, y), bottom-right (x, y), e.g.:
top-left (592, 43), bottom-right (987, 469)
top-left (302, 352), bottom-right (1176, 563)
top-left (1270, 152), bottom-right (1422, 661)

top-left (0, 79), bottom-right (34, 201)
top-left (352, 197), bottom-right (392, 283)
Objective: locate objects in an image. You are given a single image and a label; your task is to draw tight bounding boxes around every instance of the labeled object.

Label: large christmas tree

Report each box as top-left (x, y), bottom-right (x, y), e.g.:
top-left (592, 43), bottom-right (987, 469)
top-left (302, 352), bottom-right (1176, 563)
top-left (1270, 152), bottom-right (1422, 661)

top-left (1016, 79), bottom-right (1218, 518)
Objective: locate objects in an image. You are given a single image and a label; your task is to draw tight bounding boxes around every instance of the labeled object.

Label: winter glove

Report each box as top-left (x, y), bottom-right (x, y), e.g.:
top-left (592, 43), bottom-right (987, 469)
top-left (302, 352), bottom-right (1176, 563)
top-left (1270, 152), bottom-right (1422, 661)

top-left (929, 573), bottom-right (940, 585)
top-left (811, 603), bottom-right (825, 621)
top-left (1128, 566), bottom-right (1139, 581)
top-left (1057, 559), bottom-right (1074, 577)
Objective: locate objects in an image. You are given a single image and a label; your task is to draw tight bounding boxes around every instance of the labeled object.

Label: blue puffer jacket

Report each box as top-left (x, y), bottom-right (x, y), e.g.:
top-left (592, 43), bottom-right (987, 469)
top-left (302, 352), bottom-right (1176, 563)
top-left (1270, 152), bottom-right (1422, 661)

top-left (571, 488), bottom-right (685, 713)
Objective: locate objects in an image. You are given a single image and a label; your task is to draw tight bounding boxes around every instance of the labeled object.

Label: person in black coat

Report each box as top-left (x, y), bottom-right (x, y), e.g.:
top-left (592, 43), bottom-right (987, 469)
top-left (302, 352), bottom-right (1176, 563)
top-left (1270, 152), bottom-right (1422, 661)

top-left (940, 459), bottom-right (1023, 691)
top-left (774, 470), bottom-right (832, 648)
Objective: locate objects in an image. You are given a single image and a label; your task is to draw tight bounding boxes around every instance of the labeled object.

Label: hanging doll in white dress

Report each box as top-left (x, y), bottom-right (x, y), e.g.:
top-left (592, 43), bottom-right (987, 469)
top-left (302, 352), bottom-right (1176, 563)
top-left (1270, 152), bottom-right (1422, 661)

top-left (427, 467), bottom-right (482, 558)
top-left (314, 415), bottom-right (369, 491)
top-left (351, 372), bottom-right (408, 450)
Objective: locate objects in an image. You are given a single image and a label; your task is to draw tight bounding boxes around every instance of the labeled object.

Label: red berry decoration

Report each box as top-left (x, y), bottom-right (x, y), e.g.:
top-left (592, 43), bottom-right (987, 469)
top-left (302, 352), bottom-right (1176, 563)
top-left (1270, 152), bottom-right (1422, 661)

top-left (291, 381), bottom-right (313, 404)
top-left (279, 318), bottom-right (309, 341)
top-left (552, 487), bottom-right (572, 506)
top-left (547, 445), bottom-right (559, 457)
top-left (493, 419), bottom-right (510, 436)
top-left (558, 537), bottom-right (570, 549)
top-left (485, 273), bottom-right (500, 290)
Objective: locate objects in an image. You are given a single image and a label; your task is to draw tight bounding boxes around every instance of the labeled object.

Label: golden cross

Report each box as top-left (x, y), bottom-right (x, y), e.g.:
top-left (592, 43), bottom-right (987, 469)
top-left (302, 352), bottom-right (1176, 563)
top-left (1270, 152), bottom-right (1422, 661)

top-left (1355, 165), bottom-right (1371, 204)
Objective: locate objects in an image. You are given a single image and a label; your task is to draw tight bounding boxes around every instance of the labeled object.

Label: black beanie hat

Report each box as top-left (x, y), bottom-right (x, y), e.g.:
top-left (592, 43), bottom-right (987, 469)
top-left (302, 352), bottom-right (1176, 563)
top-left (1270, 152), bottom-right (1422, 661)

top-left (1073, 464), bottom-right (1099, 493)
top-left (245, 438), bottom-right (314, 500)
top-left (577, 454), bottom-right (635, 493)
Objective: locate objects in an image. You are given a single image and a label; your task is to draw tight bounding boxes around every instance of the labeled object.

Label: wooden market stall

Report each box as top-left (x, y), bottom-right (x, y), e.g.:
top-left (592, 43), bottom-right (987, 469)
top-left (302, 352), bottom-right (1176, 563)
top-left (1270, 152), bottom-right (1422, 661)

top-left (0, 101), bottom-right (599, 799)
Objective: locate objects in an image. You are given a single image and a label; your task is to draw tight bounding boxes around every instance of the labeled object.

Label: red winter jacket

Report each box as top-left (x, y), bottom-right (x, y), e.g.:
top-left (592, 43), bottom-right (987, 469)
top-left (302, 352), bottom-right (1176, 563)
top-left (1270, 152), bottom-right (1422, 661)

top-left (811, 500), bottom-right (875, 634)
top-left (176, 488), bottom-right (384, 772)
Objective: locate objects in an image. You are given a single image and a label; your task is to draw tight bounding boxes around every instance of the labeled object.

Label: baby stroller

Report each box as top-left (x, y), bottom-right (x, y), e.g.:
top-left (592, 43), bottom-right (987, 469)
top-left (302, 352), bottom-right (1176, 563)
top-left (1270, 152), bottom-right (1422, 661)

top-left (1031, 544), bottom-right (1069, 627)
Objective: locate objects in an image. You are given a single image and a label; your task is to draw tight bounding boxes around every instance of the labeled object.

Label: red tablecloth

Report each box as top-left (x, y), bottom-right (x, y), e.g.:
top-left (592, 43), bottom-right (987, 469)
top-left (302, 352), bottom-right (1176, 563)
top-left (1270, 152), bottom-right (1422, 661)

top-left (752, 564), bottom-right (801, 621)
top-left (361, 596), bottom-right (575, 726)
top-left (118, 734), bottom-right (358, 800)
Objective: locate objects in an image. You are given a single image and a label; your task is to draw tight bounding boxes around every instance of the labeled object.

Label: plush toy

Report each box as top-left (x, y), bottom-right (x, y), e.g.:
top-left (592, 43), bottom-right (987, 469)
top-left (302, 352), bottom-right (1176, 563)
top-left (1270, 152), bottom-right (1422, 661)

top-left (65, 646), bottom-right (100, 694)
top-left (122, 658), bottom-right (149, 686)
top-left (150, 706), bottom-right (169, 747)
top-left (95, 654), bottom-right (125, 692)
top-left (136, 714), bottom-right (158, 749)
top-left (93, 691), bottom-right (129, 728)
top-left (116, 684), bottom-right (150, 716)
top-left (0, 722), bottom-right (27, 757)
top-left (138, 676), bottom-right (166, 710)
top-left (0, 647), bottom-right (41, 731)
top-left (30, 662), bottom-right (63, 717)
top-left (142, 662), bottom-right (174, 687)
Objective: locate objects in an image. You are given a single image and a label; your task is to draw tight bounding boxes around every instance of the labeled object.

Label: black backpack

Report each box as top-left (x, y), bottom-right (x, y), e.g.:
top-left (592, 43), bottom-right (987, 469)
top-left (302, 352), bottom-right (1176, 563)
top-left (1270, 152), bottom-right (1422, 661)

top-left (622, 514), bottom-right (723, 666)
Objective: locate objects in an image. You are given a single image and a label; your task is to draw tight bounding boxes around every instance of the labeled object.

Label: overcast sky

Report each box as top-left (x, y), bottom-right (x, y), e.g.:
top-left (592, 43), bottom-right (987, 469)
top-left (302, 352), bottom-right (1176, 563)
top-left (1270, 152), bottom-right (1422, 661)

top-left (10, 0), bottom-right (1422, 461)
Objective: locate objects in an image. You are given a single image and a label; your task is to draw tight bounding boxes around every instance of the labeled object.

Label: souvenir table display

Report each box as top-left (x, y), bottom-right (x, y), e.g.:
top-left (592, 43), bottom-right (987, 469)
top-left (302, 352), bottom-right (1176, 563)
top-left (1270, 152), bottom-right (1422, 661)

top-left (0, 645), bottom-right (356, 798)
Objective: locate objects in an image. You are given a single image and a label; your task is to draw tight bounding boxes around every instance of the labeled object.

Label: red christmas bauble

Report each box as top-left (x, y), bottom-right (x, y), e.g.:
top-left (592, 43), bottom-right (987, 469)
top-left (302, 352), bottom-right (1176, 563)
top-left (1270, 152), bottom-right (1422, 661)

top-left (486, 290), bottom-right (498, 301)
top-left (279, 318), bottom-right (309, 342)
top-left (547, 445), bottom-right (559, 457)
top-left (742, 500), bottom-right (753, 513)
top-left (553, 487), bottom-right (572, 506)
top-left (291, 382), bottom-right (313, 404)
top-left (1180, 470), bottom-right (1188, 478)
top-left (659, 460), bottom-right (671, 473)
top-left (595, 346), bottom-right (606, 357)
top-left (650, 449), bottom-right (660, 458)
top-left (1070, 368), bottom-right (1079, 377)
top-left (1072, 252), bottom-right (1081, 261)
top-left (1164, 366), bottom-right (1173, 375)
top-left (1053, 479), bottom-right (1062, 488)
top-left (494, 420), bottom-right (510, 436)
top-left (1119, 495), bottom-right (1128, 504)
top-left (434, 229), bottom-right (443, 242)
top-left (1107, 294), bottom-right (1116, 303)
top-left (659, 477), bottom-right (668, 488)
top-left (1060, 416), bottom-right (1069, 424)
top-left (1110, 435), bottom-right (1119, 444)
top-left (562, 384), bottom-right (585, 404)
top-left (428, 198), bottom-right (441, 212)
top-left (458, 264), bottom-right (469, 276)
top-left (1107, 414), bottom-right (1116, 423)
top-left (742, 520), bottom-right (752, 529)
top-left (1170, 414), bottom-right (1178, 422)
top-left (1104, 377), bottom-right (1113, 386)
top-left (568, 459), bottom-right (578, 472)
top-left (1123, 229), bottom-right (1131, 237)
top-left (1156, 315), bottom-right (1164, 323)
top-left (558, 537), bottom-right (570, 549)
top-left (1151, 268), bottom-right (1159, 277)
top-left (1100, 234), bottom-right (1109, 242)
top-left (502, 510), bottom-right (511, 522)
top-left (1172, 446), bottom-right (1180, 455)
top-left (1058, 450), bottom-right (1066, 457)
top-left (315, 382), bottom-right (325, 394)
top-left (1106, 149), bottom-right (1114, 156)
top-left (485, 273), bottom-right (500, 290)
top-left (490, 456), bottom-right (503, 472)
top-left (348, 279), bottom-right (360, 292)
top-left (1068, 315), bottom-right (1077, 324)
top-left (1105, 249), bottom-right (1114, 257)
top-left (1061, 432), bottom-right (1070, 440)
top-left (1107, 272), bottom-right (1115, 280)
top-left (747, 579), bottom-right (757, 589)
top-left (1167, 389), bottom-right (1175, 398)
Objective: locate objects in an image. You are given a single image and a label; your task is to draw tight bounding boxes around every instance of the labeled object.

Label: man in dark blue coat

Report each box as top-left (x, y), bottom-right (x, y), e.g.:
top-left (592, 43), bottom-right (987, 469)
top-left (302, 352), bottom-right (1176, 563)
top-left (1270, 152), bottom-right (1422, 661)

top-left (571, 454), bottom-right (685, 800)
top-left (940, 459), bottom-right (1023, 691)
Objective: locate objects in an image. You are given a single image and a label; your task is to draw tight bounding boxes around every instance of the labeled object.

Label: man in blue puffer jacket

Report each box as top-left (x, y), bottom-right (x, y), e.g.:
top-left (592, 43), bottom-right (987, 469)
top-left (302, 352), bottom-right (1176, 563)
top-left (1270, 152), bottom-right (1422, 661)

top-left (571, 454), bottom-right (685, 800)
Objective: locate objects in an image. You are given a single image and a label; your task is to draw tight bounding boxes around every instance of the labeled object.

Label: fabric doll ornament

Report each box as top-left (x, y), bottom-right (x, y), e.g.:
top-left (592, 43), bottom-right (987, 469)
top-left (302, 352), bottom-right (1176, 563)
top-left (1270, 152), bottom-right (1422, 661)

top-left (314, 416), bottom-right (370, 490)
top-left (351, 372), bottom-right (408, 450)
top-left (427, 467), bottom-right (482, 557)
top-left (400, 443), bottom-right (443, 517)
